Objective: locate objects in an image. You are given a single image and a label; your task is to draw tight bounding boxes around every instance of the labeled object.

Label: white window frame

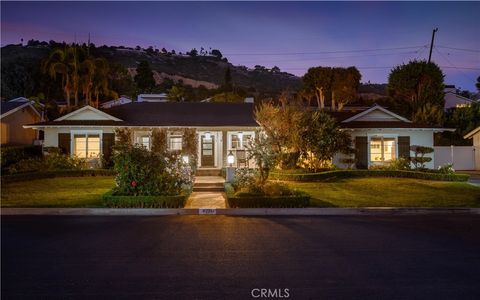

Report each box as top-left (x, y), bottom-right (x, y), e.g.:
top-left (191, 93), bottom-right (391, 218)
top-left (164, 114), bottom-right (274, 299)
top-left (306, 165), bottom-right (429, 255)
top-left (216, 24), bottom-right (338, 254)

top-left (70, 130), bottom-right (103, 159)
top-left (367, 134), bottom-right (398, 166)
top-left (227, 131), bottom-right (255, 151)
top-left (134, 131), bottom-right (152, 150)
top-left (168, 133), bottom-right (183, 151)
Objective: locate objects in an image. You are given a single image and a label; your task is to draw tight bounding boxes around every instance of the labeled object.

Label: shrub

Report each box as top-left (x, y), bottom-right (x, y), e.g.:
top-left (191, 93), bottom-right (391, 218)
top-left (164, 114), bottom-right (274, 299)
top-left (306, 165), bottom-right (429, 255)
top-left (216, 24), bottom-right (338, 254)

top-left (112, 144), bottom-right (193, 196)
top-left (1, 145), bottom-right (42, 170)
top-left (225, 183), bottom-right (310, 208)
top-left (369, 158), bottom-right (411, 171)
top-left (7, 151), bottom-right (86, 174)
top-left (262, 181), bottom-right (294, 196)
top-left (102, 192), bottom-right (188, 208)
top-left (410, 145), bottom-right (434, 169)
top-left (231, 168), bottom-right (257, 191)
top-left (437, 163), bottom-right (455, 174)
top-left (269, 169), bottom-right (469, 182)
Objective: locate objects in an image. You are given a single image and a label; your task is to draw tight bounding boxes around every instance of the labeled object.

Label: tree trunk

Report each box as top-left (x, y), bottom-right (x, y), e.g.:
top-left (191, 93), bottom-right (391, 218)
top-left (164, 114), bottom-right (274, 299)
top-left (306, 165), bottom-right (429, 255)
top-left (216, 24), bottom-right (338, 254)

top-left (331, 90), bottom-right (336, 111)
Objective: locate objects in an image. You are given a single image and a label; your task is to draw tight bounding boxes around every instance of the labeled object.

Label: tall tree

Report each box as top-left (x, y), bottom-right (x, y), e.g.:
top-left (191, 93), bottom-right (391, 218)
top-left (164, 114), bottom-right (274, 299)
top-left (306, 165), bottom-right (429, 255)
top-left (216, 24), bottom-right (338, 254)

top-left (387, 60), bottom-right (445, 125)
top-left (223, 67), bottom-right (232, 92)
top-left (167, 85), bottom-right (185, 102)
top-left (134, 61), bottom-right (155, 93)
top-left (331, 67), bottom-right (361, 111)
top-left (302, 67), bottom-right (334, 109)
top-left (476, 76), bottom-right (480, 92)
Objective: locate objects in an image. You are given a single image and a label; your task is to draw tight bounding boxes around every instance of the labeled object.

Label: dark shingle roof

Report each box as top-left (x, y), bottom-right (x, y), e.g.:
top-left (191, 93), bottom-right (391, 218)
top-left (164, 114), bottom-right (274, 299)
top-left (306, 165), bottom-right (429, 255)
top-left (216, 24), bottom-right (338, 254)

top-left (340, 121), bottom-right (443, 129)
top-left (1, 101), bottom-right (27, 115)
top-left (105, 102), bottom-right (258, 127)
top-left (26, 120), bottom-right (124, 126)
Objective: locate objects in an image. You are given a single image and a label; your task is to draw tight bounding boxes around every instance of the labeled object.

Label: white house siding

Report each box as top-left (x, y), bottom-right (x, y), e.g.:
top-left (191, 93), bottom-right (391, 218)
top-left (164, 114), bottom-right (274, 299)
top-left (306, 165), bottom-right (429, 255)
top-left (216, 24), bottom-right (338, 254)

top-left (43, 127), bottom-right (116, 148)
top-left (333, 129), bottom-right (435, 169)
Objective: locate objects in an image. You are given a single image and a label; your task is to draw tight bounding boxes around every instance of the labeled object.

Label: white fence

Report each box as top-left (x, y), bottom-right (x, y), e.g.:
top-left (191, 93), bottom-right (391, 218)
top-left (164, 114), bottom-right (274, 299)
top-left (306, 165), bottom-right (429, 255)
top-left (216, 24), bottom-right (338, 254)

top-left (434, 146), bottom-right (479, 170)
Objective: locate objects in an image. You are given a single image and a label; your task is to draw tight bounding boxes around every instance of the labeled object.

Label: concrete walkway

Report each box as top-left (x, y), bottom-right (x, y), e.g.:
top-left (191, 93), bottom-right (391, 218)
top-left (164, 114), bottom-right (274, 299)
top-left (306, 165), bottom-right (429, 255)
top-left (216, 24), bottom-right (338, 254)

top-left (184, 176), bottom-right (227, 208)
top-left (462, 171), bottom-right (480, 186)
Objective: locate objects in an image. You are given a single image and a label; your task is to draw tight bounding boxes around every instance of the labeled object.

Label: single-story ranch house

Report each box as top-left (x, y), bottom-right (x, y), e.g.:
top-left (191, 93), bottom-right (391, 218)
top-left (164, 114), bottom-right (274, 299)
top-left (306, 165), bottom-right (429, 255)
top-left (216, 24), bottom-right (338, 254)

top-left (1, 97), bottom-right (44, 145)
top-left (25, 100), bottom-right (449, 170)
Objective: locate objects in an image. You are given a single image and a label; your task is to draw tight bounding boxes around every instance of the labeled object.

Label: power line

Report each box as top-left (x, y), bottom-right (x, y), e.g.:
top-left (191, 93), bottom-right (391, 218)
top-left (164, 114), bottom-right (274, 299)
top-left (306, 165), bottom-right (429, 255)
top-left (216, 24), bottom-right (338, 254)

top-left (434, 47), bottom-right (478, 82)
top-left (224, 45), bottom-right (427, 56)
top-left (278, 65), bottom-right (480, 71)
top-left (436, 45), bottom-right (480, 53)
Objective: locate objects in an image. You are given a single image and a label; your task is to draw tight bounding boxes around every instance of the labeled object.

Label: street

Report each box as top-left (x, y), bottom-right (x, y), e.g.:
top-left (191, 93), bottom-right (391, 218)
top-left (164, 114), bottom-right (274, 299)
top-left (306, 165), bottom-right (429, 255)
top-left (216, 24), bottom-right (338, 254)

top-left (2, 215), bottom-right (480, 299)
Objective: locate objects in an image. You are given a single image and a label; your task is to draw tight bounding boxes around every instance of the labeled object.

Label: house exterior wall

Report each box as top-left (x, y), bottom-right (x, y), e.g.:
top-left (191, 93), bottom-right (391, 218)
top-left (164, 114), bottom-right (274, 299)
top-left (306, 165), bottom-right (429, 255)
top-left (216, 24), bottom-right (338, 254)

top-left (333, 129), bottom-right (435, 169)
top-left (1, 107), bottom-right (40, 145)
top-left (473, 132), bottom-right (480, 170)
top-left (43, 127), bottom-right (116, 148)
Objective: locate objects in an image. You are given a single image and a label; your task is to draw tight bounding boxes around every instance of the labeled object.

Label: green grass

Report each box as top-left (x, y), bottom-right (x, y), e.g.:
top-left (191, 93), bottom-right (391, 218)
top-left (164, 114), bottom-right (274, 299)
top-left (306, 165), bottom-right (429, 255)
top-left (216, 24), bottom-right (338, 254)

top-left (1, 177), bottom-right (115, 208)
top-left (286, 178), bottom-right (480, 208)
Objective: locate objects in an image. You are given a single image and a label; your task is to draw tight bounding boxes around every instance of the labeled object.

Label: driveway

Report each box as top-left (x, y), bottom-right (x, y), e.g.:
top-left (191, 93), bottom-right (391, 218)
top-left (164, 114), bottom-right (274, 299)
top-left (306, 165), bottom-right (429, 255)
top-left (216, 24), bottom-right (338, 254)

top-left (2, 215), bottom-right (480, 299)
top-left (462, 171), bottom-right (480, 186)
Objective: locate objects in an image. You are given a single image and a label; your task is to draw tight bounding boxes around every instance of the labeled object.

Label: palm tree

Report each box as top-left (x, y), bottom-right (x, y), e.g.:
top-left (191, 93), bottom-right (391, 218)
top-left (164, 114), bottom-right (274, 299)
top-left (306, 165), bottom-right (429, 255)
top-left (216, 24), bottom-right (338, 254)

top-left (43, 48), bottom-right (72, 108)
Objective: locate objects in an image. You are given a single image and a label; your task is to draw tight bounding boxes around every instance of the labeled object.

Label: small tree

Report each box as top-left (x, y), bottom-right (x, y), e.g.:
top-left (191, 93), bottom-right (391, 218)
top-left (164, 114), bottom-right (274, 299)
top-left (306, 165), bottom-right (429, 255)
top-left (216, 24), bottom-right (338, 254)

top-left (246, 132), bottom-right (279, 185)
top-left (114, 128), bottom-right (132, 149)
top-left (410, 145), bottom-right (434, 169)
top-left (134, 61), bottom-right (156, 93)
top-left (182, 128), bottom-right (198, 171)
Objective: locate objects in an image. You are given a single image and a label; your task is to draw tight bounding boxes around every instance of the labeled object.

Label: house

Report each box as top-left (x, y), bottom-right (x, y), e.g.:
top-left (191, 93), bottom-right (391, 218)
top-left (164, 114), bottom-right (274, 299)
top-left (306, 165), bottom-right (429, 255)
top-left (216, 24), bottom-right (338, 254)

top-left (24, 102), bottom-right (449, 170)
top-left (100, 96), bottom-right (133, 109)
top-left (444, 85), bottom-right (476, 110)
top-left (1, 97), bottom-right (44, 145)
top-left (137, 93), bottom-right (168, 103)
top-left (463, 126), bottom-right (480, 170)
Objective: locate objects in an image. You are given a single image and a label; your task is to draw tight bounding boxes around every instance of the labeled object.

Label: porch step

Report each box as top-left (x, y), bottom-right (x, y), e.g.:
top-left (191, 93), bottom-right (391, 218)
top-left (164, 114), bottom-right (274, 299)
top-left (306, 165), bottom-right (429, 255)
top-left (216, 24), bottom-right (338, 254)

top-left (193, 186), bottom-right (225, 192)
top-left (196, 169), bottom-right (222, 176)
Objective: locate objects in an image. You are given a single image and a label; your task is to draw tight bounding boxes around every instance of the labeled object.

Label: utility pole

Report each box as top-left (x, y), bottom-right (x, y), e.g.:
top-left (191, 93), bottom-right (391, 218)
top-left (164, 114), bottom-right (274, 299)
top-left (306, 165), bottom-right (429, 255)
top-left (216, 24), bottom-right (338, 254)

top-left (428, 28), bottom-right (438, 63)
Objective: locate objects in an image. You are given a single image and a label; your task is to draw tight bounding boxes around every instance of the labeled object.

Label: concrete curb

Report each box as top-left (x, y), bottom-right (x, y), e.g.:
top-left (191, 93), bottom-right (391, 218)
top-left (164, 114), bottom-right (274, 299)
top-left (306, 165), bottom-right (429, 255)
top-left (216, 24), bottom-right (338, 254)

top-left (2, 207), bottom-right (480, 216)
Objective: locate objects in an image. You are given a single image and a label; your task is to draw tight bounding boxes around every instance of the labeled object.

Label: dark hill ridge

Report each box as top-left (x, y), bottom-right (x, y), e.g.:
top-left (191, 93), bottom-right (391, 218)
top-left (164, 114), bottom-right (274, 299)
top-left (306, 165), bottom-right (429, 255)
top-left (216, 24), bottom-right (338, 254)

top-left (1, 44), bottom-right (302, 96)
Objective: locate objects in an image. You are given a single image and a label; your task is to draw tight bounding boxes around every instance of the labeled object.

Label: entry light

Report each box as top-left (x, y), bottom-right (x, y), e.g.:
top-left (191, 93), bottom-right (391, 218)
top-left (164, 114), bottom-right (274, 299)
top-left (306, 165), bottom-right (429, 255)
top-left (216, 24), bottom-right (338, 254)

top-left (182, 155), bottom-right (189, 164)
top-left (205, 132), bottom-right (211, 140)
top-left (238, 132), bottom-right (243, 140)
top-left (227, 151), bottom-right (235, 166)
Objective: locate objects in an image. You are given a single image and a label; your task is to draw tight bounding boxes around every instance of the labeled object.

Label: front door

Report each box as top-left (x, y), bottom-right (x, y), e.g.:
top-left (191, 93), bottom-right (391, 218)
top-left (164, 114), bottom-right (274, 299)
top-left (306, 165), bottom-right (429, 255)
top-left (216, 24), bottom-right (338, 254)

top-left (201, 135), bottom-right (215, 167)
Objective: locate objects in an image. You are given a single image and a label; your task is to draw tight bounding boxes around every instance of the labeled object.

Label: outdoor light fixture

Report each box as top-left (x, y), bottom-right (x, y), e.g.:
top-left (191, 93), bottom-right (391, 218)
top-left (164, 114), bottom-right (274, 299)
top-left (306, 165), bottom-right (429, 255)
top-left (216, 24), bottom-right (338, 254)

top-left (238, 132), bottom-right (243, 140)
top-left (182, 155), bottom-right (189, 164)
top-left (227, 151), bottom-right (235, 166)
top-left (205, 132), bottom-right (211, 140)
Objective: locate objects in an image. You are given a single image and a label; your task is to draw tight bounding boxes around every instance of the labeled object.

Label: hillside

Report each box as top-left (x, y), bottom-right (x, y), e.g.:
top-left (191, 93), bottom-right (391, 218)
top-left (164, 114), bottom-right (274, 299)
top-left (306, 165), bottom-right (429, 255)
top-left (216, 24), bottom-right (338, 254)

top-left (1, 43), bottom-right (302, 99)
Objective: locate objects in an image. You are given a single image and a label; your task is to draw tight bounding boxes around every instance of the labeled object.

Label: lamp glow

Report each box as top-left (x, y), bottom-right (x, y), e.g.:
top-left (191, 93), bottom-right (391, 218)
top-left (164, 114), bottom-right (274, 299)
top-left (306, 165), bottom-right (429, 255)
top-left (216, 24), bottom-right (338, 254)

top-left (205, 132), bottom-right (211, 140)
top-left (238, 132), bottom-right (243, 140)
top-left (182, 155), bottom-right (189, 164)
top-left (227, 151), bottom-right (235, 166)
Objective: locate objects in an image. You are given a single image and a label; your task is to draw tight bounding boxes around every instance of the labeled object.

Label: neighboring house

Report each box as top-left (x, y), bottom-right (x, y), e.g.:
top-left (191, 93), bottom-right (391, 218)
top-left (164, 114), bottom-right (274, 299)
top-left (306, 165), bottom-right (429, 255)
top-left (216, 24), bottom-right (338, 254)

top-left (464, 126), bottom-right (480, 170)
top-left (444, 85), bottom-right (476, 110)
top-left (1, 97), bottom-right (43, 145)
top-left (25, 102), bottom-right (449, 170)
top-left (100, 96), bottom-right (133, 109)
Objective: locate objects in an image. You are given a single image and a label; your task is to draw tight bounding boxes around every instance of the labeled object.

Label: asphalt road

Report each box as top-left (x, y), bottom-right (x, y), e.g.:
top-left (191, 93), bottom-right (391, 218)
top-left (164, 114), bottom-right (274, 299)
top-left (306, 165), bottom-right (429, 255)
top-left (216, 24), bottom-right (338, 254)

top-left (2, 215), bottom-right (480, 299)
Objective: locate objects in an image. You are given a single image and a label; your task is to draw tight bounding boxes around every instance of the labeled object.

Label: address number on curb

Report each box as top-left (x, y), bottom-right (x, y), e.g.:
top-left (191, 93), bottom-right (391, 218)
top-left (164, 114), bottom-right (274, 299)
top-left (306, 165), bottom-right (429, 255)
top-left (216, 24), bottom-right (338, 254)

top-left (199, 208), bottom-right (217, 215)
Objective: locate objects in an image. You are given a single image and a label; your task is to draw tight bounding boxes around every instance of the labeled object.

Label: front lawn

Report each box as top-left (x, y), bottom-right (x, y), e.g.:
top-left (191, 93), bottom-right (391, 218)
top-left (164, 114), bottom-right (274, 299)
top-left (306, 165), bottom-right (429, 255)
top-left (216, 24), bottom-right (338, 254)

top-left (287, 178), bottom-right (480, 207)
top-left (1, 177), bottom-right (115, 207)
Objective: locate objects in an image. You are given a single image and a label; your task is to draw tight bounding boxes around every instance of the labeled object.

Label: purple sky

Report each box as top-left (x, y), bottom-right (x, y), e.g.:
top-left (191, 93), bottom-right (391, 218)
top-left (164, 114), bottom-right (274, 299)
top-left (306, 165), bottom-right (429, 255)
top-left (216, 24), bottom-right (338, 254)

top-left (2, 1), bottom-right (479, 91)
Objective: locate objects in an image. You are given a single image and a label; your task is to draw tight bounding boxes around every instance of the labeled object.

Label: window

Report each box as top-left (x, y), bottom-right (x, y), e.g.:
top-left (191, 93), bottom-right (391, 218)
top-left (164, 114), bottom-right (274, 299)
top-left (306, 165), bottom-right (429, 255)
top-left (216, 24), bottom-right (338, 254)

top-left (139, 135), bottom-right (151, 150)
top-left (230, 133), bottom-right (252, 149)
top-left (370, 137), bottom-right (396, 163)
top-left (169, 136), bottom-right (182, 151)
top-left (74, 134), bottom-right (100, 159)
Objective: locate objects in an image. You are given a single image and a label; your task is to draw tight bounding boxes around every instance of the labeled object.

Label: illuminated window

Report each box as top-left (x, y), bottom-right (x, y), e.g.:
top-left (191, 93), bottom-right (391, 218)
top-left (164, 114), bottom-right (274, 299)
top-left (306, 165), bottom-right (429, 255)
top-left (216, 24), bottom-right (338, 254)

top-left (370, 137), bottom-right (396, 162)
top-left (138, 135), bottom-right (151, 150)
top-left (169, 136), bottom-right (182, 151)
top-left (74, 134), bottom-right (100, 158)
top-left (230, 133), bottom-right (252, 149)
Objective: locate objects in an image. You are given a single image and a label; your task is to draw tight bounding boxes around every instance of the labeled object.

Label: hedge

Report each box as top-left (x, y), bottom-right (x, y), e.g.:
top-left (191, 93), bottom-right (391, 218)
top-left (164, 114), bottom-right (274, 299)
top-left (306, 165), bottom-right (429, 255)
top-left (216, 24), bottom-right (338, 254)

top-left (1, 169), bottom-right (117, 184)
top-left (269, 170), bottom-right (470, 182)
top-left (102, 192), bottom-right (188, 208)
top-left (224, 183), bottom-right (310, 208)
top-left (1, 145), bottom-right (42, 170)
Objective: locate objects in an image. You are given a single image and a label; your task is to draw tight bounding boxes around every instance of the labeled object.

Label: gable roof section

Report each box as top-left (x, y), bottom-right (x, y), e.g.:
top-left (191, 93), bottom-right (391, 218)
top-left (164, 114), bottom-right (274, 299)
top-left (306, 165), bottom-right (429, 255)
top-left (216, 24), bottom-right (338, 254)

top-left (1, 101), bottom-right (41, 118)
top-left (55, 105), bottom-right (122, 122)
top-left (341, 105), bottom-right (411, 123)
top-left (464, 126), bottom-right (480, 139)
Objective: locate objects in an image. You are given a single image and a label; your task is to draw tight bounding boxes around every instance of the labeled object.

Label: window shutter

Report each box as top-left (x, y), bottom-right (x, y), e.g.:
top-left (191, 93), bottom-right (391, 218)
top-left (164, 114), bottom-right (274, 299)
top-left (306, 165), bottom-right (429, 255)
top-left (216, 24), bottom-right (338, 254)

top-left (58, 133), bottom-right (70, 155)
top-left (355, 136), bottom-right (368, 169)
top-left (398, 136), bottom-right (410, 159)
top-left (102, 133), bottom-right (115, 166)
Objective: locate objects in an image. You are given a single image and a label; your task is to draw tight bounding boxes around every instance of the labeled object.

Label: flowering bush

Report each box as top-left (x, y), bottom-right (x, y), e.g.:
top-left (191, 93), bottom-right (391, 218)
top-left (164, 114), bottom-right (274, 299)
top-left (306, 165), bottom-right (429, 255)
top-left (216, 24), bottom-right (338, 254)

top-left (112, 144), bottom-right (193, 196)
top-left (231, 168), bottom-right (257, 191)
top-left (438, 163), bottom-right (455, 174)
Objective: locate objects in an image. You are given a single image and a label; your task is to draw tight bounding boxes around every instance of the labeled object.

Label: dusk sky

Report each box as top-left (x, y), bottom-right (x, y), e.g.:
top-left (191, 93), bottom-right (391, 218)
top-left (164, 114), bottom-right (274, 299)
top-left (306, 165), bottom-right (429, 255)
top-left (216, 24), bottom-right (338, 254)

top-left (2, 1), bottom-right (479, 90)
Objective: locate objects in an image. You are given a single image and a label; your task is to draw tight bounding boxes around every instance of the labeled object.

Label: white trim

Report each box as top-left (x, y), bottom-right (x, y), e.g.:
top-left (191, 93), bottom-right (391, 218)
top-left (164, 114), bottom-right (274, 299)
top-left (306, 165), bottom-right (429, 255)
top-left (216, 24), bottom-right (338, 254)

top-left (342, 105), bottom-right (411, 123)
top-left (55, 105), bottom-right (122, 121)
top-left (464, 126), bottom-right (480, 139)
top-left (367, 134), bottom-right (398, 167)
top-left (227, 131), bottom-right (255, 150)
top-left (1, 102), bottom-right (41, 119)
top-left (344, 127), bottom-right (453, 132)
